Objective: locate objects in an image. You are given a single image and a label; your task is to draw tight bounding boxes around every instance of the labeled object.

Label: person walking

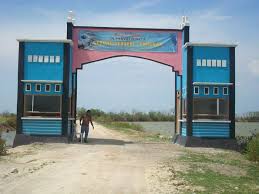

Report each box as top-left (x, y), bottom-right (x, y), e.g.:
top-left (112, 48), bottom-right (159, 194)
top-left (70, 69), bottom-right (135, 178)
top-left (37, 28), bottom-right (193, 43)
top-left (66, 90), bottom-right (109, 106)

top-left (79, 110), bottom-right (94, 143)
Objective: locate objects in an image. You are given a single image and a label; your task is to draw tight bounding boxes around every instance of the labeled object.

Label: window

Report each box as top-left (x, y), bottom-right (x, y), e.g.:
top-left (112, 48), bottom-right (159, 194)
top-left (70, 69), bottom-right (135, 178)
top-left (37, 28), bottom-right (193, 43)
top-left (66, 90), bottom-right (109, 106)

top-left (45, 84), bottom-right (51, 92)
top-left (24, 95), bottom-right (61, 117)
top-left (24, 95), bottom-right (33, 116)
top-left (35, 84), bottom-right (41, 92)
top-left (28, 55), bottom-right (33, 62)
top-left (204, 87), bottom-right (209, 95)
top-left (38, 55), bottom-right (43, 63)
top-left (202, 59), bottom-right (206, 66)
top-left (213, 87), bottom-right (219, 95)
top-left (34, 95), bottom-right (61, 113)
top-left (25, 83), bottom-right (31, 91)
top-left (212, 60), bottom-right (217, 67)
top-left (197, 59), bottom-right (201, 66)
top-left (55, 84), bottom-right (61, 92)
top-left (50, 56), bottom-right (55, 63)
top-left (44, 56), bottom-right (49, 63)
top-left (193, 98), bottom-right (229, 120)
top-left (207, 59), bottom-right (212, 67)
top-left (55, 56), bottom-right (60, 63)
top-left (33, 55), bottom-right (38, 62)
top-left (194, 86), bottom-right (199, 95)
top-left (222, 60), bottom-right (227, 67)
top-left (217, 60), bottom-right (222, 67)
top-left (223, 87), bottom-right (229, 95)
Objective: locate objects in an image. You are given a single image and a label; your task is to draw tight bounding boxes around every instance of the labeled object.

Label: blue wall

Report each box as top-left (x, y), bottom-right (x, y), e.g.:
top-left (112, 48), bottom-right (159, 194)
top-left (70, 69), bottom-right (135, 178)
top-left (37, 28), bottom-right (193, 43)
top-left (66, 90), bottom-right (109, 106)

top-left (22, 119), bottom-right (62, 135)
top-left (181, 122), bottom-right (187, 136)
top-left (193, 47), bottom-right (230, 83)
top-left (24, 83), bottom-right (63, 95)
top-left (192, 122), bottom-right (230, 138)
top-left (24, 42), bottom-right (64, 81)
top-left (193, 85), bottom-right (229, 98)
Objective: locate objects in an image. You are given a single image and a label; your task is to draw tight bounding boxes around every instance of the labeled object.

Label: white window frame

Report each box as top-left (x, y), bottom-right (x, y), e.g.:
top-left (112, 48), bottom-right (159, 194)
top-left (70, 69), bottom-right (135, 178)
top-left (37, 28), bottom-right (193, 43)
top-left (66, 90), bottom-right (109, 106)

top-left (197, 59), bottom-right (201, 66)
top-left (204, 87), bottom-right (210, 95)
top-left (213, 87), bottom-right (219, 95)
top-left (35, 84), bottom-right (41, 92)
top-left (194, 86), bottom-right (199, 95)
top-left (55, 84), bottom-right (61, 92)
top-left (44, 56), bottom-right (49, 63)
top-left (222, 60), bottom-right (227, 67)
top-left (45, 84), bottom-right (51, 92)
top-left (223, 87), bottom-right (229, 95)
top-left (25, 83), bottom-right (31, 91)
top-left (212, 60), bottom-right (217, 67)
top-left (38, 55), bottom-right (43, 63)
top-left (207, 59), bottom-right (212, 67)
top-left (217, 60), bottom-right (222, 67)
top-left (33, 55), bottom-right (38, 63)
top-left (50, 56), bottom-right (55, 63)
top-left (55, 56), bottom-right (60, 63)
top-left (202, 59), bottom-right (206, 67)
top-left (28, 55), bottom-right (33, 62)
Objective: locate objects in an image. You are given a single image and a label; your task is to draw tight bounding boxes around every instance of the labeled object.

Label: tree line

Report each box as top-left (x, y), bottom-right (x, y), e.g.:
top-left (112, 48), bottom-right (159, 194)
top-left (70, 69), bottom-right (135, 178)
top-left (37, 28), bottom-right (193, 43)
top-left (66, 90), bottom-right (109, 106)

top-left (77, 108), bottom-right (175, 122)
top-left (236, 111), bottom-right (259, 122)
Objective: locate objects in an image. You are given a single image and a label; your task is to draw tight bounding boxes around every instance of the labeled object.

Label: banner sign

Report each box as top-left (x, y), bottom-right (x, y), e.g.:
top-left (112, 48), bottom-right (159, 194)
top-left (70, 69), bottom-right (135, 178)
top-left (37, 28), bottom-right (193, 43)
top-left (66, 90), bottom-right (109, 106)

top-left (78, 30), bottom-right (177, 53)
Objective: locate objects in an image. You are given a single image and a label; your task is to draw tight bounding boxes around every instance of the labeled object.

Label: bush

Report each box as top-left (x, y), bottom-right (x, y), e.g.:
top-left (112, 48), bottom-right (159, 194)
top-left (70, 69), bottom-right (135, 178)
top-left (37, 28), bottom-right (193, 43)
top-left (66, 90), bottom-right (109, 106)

top-left (246, 134), bottom-right (259, 162)
top-left (236, 129), bottom-right (258, 152)
top-left (0, 113), bottom-right (16, 131)
top-left (0, 138), bottom-right (7, 156)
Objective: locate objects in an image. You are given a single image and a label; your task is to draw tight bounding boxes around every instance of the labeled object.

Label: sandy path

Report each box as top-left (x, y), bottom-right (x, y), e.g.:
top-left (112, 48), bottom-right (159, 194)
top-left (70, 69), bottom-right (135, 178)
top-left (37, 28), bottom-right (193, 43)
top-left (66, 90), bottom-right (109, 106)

top-left (0, 122), bottom-right (185, 194)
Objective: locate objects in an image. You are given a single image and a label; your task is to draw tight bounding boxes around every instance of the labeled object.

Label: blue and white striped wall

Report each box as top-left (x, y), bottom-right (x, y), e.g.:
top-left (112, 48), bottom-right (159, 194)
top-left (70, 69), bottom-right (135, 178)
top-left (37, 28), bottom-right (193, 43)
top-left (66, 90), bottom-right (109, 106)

top-left (181, 121), bottom-right (230, 138)
top-left (22, 118), bottom-right (62, 135)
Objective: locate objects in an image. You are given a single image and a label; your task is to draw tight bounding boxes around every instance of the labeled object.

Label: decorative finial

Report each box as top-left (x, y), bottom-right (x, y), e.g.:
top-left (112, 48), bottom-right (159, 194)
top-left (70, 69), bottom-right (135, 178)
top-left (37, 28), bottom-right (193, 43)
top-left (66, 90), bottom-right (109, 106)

top-left (67, 10), bottom-right (75, 24)
top-left (180, 16), bottom-right (190, 28)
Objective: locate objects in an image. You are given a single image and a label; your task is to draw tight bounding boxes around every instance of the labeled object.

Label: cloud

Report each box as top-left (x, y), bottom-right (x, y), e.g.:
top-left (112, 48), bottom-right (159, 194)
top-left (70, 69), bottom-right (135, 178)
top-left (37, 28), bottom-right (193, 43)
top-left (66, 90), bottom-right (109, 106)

top-left (195, 9), bottom-right (232, 21)
top-left (128, 0), bottom-right (162, 11)
top-left (248, 59), bottom-right (259, 76)
top-left (76, 11), bottom-right (181, 28)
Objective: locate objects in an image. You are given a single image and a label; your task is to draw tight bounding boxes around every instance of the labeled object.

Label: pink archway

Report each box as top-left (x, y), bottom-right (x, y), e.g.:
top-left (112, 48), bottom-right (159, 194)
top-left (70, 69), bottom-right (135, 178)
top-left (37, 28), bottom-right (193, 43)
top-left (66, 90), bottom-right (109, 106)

top-left (72, 27), bottom-right (183, 74)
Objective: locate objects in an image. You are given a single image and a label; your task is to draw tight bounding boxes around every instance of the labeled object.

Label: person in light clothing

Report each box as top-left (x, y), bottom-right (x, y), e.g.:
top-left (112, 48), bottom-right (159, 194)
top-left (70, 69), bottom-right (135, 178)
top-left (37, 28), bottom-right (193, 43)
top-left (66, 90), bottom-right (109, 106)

top-left (79, 110), bottom-right (94, 143)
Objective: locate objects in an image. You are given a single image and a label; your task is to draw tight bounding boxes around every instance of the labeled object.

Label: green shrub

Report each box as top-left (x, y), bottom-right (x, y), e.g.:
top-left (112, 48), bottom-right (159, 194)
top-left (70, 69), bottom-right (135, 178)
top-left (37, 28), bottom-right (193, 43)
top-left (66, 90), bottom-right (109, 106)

top-left (0, 138), bottom-right (7, 156)
top-left (246, 134), bottom-right (259, 162)
top-left (0, 114), bottom-right (16, 131)
top-left (111, 122), bottom-right (144, 131)
top-left (5, 116), bottom-right (16, 128)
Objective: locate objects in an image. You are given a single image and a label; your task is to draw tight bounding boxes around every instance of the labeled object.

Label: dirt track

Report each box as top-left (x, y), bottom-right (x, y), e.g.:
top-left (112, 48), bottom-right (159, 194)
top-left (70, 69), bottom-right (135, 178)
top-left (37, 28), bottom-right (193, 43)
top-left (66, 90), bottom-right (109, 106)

top-left (0, 123), bottom-right (188, 194)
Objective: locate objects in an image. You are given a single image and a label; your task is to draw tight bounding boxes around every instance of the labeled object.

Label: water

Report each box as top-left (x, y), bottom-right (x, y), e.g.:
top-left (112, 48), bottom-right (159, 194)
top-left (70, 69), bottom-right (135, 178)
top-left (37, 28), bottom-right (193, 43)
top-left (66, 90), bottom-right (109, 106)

top-left (133, 122), bottom-right (259, 137)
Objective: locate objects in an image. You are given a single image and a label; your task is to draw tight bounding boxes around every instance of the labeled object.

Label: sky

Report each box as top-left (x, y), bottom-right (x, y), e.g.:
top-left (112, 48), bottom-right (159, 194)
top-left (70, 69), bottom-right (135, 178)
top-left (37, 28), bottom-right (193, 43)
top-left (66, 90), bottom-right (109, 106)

top-left (0, 0), bottom-right (258, 114)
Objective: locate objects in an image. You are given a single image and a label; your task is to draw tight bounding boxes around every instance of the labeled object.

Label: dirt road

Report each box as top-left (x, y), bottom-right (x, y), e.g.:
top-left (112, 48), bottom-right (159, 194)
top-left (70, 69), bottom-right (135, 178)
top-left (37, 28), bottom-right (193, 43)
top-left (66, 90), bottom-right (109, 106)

top-left (0, 123), bottom-right (187, 194)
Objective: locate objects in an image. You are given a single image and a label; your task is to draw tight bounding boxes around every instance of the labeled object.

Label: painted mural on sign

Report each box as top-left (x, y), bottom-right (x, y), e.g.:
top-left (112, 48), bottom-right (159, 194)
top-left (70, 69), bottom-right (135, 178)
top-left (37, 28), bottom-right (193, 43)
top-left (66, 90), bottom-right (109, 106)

top-left (78, 30), bottom-right (177, 53)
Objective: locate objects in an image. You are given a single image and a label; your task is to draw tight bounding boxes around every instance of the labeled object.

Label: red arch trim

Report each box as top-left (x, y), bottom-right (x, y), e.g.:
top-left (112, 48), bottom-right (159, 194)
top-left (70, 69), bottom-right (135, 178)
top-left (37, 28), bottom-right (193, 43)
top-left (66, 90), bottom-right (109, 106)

top-left (76, 55), bottom-right (177, 73)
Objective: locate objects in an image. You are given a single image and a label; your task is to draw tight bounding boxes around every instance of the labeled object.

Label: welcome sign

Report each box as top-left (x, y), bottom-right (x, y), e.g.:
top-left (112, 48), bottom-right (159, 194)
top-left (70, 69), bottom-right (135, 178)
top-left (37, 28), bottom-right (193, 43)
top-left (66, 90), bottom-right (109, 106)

top-left (78, 30), bottom-right (177, 53)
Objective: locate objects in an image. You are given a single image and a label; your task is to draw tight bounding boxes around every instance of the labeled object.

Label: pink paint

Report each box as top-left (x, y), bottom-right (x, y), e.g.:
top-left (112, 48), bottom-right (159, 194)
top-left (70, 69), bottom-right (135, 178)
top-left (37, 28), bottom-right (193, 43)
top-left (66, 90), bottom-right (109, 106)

top-left (72, 27), bottom-right (182, 74)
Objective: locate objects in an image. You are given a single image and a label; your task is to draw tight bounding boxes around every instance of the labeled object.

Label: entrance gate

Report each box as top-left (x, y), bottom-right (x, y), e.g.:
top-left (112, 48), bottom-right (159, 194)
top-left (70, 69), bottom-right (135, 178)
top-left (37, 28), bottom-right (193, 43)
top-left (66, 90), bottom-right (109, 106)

top-left (14, 13), bottom-right (237, 148)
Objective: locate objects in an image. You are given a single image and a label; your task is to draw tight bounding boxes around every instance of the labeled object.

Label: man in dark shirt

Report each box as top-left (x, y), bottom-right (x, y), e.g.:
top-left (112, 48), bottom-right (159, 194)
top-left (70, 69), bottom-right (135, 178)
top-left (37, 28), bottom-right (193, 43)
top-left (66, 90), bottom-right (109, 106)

top-left (80, 110), bottom-right (94, 143)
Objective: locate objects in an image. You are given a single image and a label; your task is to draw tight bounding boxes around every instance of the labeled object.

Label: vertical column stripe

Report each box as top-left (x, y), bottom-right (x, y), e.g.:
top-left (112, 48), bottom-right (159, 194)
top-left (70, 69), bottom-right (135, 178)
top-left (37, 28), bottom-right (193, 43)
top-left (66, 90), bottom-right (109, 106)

top-left (17, 42), bottom-right (25, 134)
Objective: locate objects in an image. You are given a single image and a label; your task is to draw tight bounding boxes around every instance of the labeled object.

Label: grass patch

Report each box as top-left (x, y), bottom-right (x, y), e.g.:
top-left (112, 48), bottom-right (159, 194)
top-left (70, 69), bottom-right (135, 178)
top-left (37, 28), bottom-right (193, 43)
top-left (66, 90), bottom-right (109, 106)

top-left (97, 121), bottom-right (171, 142)
top-left (0, 114), bottom-right (16, 133)
top-left (177, 151), bottom-right (259, 194)
top-left (99, 121), bottom-right (144, 134)
top-left (179, 152), bottom-right (244, 167)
